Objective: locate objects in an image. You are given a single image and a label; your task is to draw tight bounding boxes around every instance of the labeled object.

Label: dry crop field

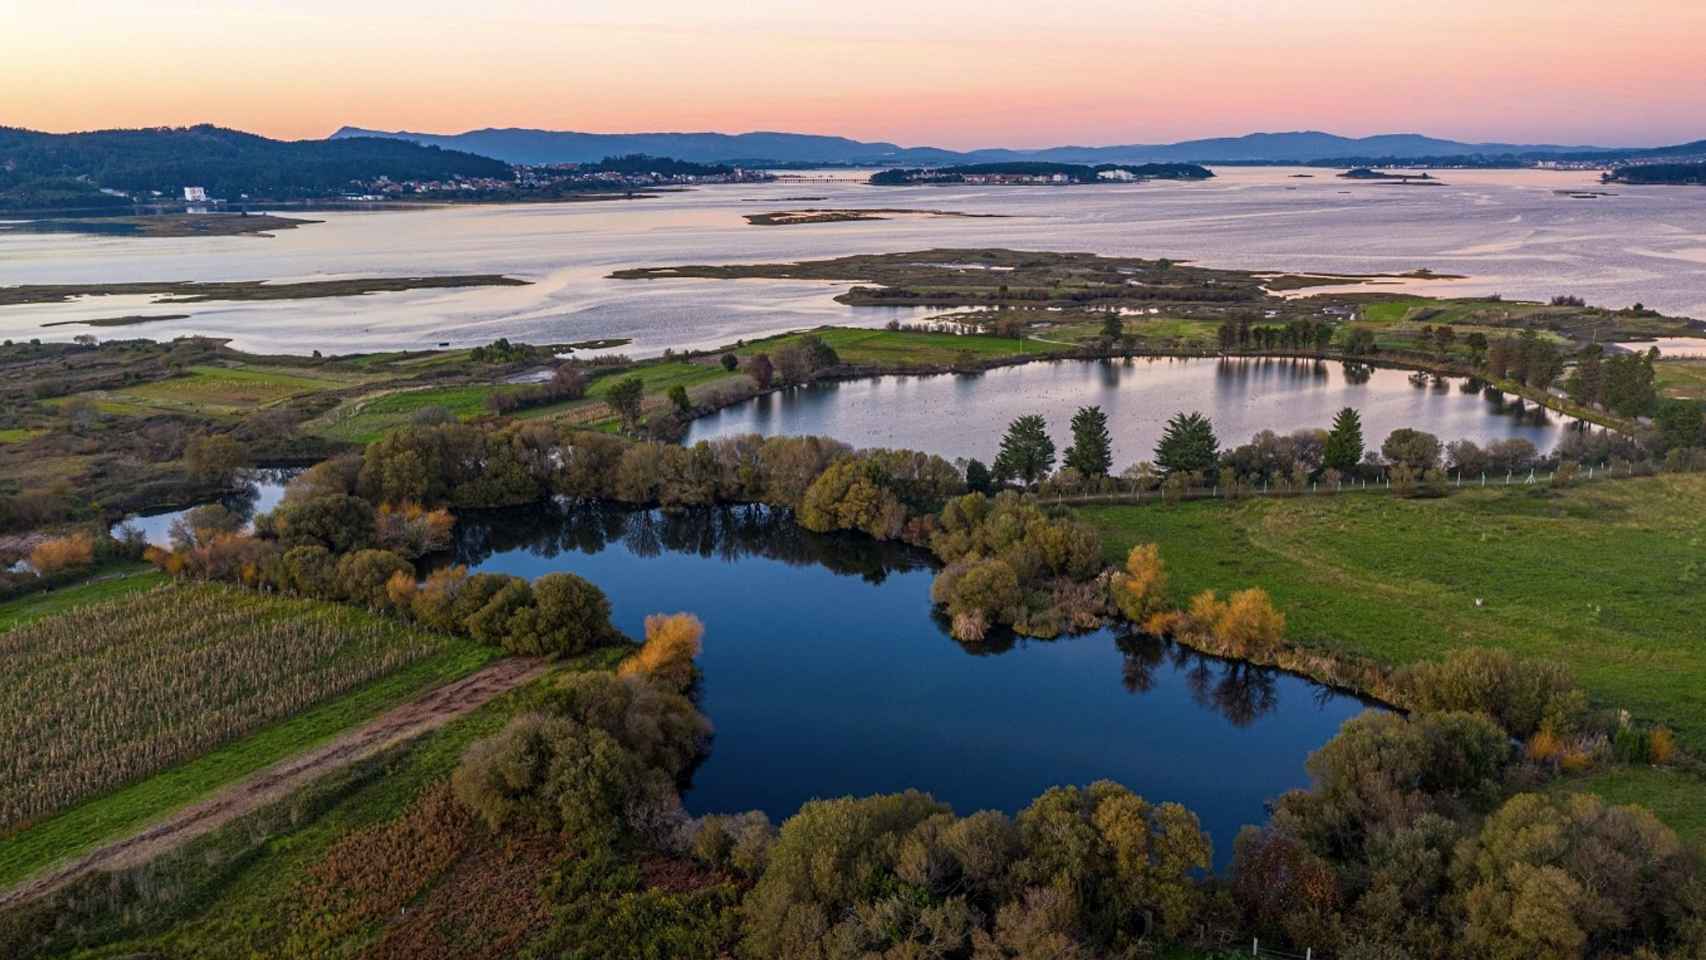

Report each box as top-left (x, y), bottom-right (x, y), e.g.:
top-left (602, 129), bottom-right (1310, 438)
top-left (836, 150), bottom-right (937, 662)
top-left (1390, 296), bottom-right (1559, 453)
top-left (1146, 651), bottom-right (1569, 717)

top-left (0, 583), bottom-right (455, 830)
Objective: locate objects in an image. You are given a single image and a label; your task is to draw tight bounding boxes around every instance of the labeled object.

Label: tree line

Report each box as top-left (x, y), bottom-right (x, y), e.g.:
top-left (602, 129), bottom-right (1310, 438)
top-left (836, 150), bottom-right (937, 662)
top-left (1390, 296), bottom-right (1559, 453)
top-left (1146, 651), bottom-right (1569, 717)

top-left (977, 398), bottom-right (1706, 501)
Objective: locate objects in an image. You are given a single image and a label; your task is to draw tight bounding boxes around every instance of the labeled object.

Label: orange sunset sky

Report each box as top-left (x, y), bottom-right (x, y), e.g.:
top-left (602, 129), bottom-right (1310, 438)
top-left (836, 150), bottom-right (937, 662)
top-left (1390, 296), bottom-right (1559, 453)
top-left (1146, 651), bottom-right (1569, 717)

top-left (4, 0), bottom-right (1703, 148)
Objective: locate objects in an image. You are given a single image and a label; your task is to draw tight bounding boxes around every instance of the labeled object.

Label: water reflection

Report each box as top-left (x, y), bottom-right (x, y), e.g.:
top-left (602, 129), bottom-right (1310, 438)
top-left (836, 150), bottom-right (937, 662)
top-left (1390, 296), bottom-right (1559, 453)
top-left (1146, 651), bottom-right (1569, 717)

top-left (686, 357), bottom-right (1564, 466)
top-left (1118, 632), bottom-right (1280, 727)
top-left (113, 468), bottom-right (297, 547)
top-left (453, 503), bottom-right (1375, 864)
top-left (450, 500), bottom-right (930, 585)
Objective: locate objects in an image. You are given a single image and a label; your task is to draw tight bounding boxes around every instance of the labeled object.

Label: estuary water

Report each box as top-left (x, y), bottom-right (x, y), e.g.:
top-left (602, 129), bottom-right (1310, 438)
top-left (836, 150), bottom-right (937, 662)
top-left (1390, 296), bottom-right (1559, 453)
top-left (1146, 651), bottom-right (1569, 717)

top-left (5, 167), bottom-right (1706, 355)
top-left (450, 503), bottom-right (1375, 866)
top-left (687, 357), bottom-right (1565, 466)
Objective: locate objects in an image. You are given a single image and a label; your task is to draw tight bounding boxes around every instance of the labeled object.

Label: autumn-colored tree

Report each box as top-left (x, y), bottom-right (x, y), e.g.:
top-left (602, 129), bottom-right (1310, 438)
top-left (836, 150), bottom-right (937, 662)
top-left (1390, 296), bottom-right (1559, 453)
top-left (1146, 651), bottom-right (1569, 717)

top-left (1109, 543), bottom-right (1168, 622)
top-left (619, 612), bottom-right (705, 694)
top-left (335, 549), bottom-right (414, 609)
top-left (29, 533), bottom-right (95, 575)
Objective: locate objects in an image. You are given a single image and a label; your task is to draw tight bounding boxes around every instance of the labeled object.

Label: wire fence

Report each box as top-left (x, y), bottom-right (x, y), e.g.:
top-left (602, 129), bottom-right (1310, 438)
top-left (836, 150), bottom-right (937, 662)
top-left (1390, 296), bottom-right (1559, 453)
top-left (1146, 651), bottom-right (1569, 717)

top-left (1247, 940), bottom-right (1323, 960)
top-left (1038, 459), bottom-right (1675, 508)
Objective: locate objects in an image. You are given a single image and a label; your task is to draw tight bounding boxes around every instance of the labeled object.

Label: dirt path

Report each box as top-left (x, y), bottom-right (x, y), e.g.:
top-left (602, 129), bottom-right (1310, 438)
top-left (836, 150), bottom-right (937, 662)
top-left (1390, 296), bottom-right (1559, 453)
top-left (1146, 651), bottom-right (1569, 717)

top-left (0, 656), bottom-right (548, 909)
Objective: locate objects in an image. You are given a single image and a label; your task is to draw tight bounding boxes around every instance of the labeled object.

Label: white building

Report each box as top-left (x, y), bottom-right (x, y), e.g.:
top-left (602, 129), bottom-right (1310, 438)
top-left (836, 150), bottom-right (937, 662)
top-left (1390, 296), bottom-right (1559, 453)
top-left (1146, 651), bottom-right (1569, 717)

top-left (1097, 169), bottom-right (1137, 182)
top-left (183, 186), bottom-right (207, 202)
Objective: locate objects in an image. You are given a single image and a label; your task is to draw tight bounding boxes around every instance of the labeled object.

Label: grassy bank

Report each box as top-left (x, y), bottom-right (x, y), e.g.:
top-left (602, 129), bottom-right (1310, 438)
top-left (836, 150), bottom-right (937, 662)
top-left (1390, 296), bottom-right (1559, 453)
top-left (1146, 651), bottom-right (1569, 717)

top-left (1077, 475), bottom-right (1706, 750)
top-left (0, 565), bottom-right (163, 632)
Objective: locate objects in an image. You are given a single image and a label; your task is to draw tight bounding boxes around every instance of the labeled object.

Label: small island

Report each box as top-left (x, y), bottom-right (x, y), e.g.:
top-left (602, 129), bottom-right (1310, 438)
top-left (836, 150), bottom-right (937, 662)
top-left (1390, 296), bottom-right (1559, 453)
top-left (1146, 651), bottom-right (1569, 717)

top-left (870, 161), bottom-right (1213, 186)
top-left (1337, 167), bottom-right (1443, 185)
top-left (0, 274), bottom-right (529, 307)
top-left (743, 208), bottom-right (1008, 226)
top-left (0, 212), bottom-right (320, 239)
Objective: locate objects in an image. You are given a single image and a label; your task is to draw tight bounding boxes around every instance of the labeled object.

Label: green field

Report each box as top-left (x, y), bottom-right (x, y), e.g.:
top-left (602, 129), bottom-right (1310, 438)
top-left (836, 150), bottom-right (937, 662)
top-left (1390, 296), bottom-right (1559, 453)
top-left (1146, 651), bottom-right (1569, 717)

top-left (1658, 359), bottom-right (1706, 401)
top-left (311, 384), bottom-right (504, 442)
top-left (118, 363), bottom-right (369, 414)
top-left (586, 359), bottom-right (741, 395)
top-left (1077, 476), bottom-right (1706, 749)
top-left (736, 326), bottom-right (1071, 366)
top-left (1552, 766), bottom-right (1706, 847)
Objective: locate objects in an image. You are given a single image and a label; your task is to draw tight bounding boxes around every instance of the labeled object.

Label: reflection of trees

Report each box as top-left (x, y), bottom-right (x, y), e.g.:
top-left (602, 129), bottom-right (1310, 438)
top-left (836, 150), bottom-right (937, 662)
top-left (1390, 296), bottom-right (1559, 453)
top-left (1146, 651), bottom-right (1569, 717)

top-left (221, 483), bottom-right (262, 524)
top-left (1195, 659), bottom-right (1280, 727)
top-left (445, 501), bottom-right (933, 583)
top-left (1117, 632), bottom-right (1167, 693)
top-left (1117, 629), bottom-right (1281, 727)
top-left (218, 466), bottom-right (298, 524)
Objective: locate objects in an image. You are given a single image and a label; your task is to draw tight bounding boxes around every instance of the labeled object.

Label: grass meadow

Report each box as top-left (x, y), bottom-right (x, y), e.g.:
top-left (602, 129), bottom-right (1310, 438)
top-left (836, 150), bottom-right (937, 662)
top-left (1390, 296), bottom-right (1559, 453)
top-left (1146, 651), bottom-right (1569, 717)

top-left (1079, 475), bottom-right (1706, 843)
top-left (1078, 475), bottom-right (1706, 749)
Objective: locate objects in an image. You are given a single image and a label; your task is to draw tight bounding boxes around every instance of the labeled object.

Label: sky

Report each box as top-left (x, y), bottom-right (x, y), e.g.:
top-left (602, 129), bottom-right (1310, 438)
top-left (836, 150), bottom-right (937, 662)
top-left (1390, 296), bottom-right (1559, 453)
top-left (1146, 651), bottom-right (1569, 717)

top-left (5, 0), bottom-right (1704, 148)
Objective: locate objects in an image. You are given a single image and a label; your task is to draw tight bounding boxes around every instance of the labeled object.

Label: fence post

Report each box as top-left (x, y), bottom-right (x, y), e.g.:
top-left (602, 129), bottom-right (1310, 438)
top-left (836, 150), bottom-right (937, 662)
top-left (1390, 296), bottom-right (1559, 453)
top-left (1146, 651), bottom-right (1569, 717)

top-left (1252, 939), bottom-right (1259, 957)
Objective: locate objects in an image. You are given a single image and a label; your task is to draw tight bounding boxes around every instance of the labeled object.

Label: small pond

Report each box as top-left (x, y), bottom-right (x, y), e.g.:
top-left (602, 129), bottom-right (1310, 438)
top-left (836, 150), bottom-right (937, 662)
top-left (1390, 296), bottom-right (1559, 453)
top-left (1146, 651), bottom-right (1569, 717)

top-left (686, 357), bottom-right (1567, 467)
top-left (450, 502), bottom-right (1377, 866)
top-left (112, 468), bottom-right (297, 547)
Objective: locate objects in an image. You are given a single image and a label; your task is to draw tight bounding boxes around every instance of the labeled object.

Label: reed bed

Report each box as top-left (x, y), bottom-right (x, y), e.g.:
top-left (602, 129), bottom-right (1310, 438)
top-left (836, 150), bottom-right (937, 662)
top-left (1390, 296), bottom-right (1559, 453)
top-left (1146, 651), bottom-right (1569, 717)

top-left (0, 583), bottom-right (452, 830)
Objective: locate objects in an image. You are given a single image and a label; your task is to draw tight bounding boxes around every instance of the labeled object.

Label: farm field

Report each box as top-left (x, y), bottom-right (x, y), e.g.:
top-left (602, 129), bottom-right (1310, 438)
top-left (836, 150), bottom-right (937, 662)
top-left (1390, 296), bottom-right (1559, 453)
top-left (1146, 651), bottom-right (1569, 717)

top-left (1077, 474), bottom-right (1706, 750)
top-left (1658, 359), bottom-right (1706, 400)
top-left (0, 583), bottom-right (480, 835)
top-left (116, 363), bottom-right (371, 415)
top-left (0, 652), bottom-right (618, 959)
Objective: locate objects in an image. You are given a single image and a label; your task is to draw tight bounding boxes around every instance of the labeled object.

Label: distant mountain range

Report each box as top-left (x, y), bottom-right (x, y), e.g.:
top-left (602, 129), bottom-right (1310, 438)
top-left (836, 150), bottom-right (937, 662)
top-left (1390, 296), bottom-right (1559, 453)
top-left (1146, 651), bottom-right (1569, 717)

top-left (330, 125), bottom-right (1698, 166)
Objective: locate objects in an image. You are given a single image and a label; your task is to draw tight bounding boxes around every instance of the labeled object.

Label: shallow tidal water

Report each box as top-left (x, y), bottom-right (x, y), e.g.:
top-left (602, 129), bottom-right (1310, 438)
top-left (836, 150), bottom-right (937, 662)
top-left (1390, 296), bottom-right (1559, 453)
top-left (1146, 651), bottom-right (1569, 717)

top-left (7, 167), bottom-right (1706, 355)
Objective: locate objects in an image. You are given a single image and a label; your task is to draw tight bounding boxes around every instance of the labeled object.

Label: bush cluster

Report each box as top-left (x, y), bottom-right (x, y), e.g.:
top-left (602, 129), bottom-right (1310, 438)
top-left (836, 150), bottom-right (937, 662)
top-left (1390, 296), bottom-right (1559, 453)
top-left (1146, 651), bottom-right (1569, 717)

top-left (1231, 707), bottom-right (1703, 958)
top-left (452, 615), bottom-right (714, 848)
top-left (737, 782), bottom-right (1212, 959)
top-left (486, 366), bottom-right (587, 415)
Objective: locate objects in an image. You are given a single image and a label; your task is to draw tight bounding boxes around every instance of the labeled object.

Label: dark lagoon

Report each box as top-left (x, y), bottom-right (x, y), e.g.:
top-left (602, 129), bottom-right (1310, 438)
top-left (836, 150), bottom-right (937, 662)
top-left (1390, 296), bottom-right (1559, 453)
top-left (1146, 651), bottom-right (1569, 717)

top-left (449, 502), bottom-right (1375, 866)
top-left (686, 357), bottom-right (1565, 467)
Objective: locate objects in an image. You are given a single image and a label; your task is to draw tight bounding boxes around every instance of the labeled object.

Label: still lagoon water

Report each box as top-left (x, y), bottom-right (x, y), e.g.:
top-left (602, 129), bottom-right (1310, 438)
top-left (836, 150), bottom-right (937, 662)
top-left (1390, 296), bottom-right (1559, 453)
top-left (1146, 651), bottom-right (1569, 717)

top-left (688, 356), bottom-right (1564, 466)
top-left (7, 167), bottom-right (1706, 354)
top-left (449, 503), bottom-right (1375, 867)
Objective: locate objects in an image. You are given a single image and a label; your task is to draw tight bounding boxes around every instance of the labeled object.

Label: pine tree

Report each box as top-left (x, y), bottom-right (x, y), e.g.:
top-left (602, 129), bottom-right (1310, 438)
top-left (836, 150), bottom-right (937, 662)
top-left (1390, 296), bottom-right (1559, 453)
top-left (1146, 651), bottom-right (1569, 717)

top-left (1063, 405), bottom-right (1113, 477)
top-left (1101, 312), bottom-right (1124, 340)
top-left (964, 458), bottom-right (993, 494)
top-left (1153, 412), bottom-right (1218, 476)
top-left (1323, 406), bottom-right (1364, 473)
top-left (992, 414), bottom-right (1056, 488)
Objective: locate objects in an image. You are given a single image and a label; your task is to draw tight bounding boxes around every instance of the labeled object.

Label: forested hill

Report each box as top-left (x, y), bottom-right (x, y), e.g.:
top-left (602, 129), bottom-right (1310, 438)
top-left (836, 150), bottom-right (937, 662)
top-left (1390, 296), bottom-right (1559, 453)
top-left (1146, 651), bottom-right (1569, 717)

top-left (0, 125), bottom-right (512, 206)
top-left (1604, 162), bottom-right (1706, 185)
